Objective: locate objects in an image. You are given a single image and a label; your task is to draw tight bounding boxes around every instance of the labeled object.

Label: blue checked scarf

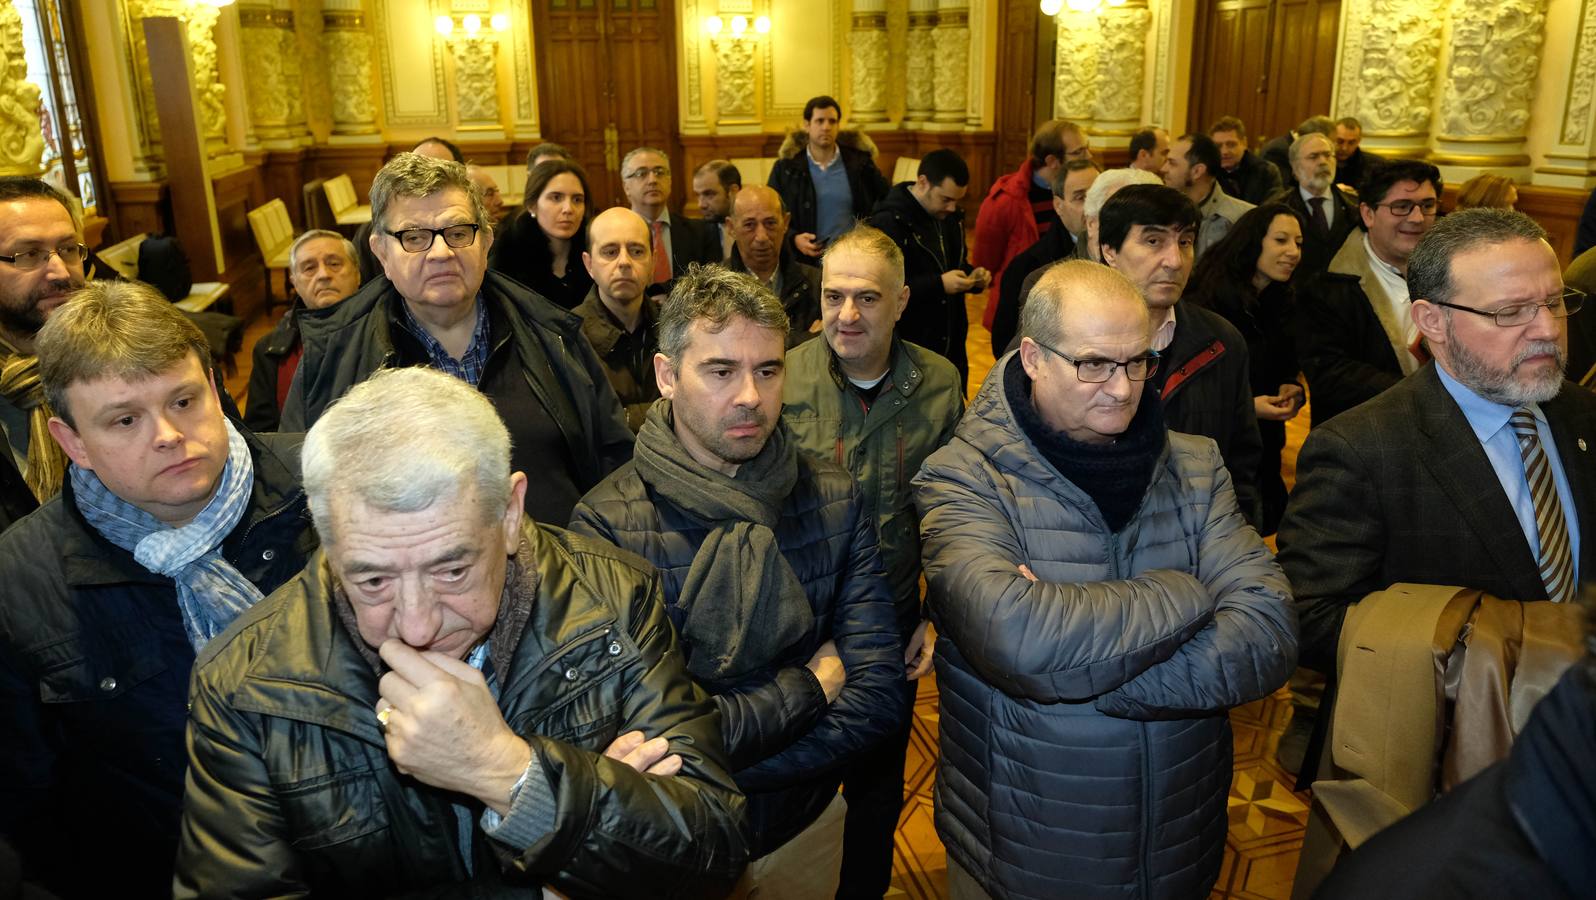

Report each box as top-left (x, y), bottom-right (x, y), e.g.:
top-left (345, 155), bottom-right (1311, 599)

top-left (72, 419), bottom-right (263, 650)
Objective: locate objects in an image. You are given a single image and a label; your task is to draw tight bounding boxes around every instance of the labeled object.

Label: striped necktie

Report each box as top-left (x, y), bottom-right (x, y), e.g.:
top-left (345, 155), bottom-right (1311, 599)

top-left (1510, 408), bottom-right (1575, 603)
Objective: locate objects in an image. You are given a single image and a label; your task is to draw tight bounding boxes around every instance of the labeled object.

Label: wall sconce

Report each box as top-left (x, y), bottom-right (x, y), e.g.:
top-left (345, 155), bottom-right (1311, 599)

top-left (435, 12), bottom-right (511, 37)
top-left (703, 14), bottom-right (771, 35)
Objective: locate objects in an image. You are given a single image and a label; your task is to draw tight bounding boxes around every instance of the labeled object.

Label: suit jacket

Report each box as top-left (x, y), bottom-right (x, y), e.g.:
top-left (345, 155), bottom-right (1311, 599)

top-left (1282, 186), bottom-right (1360, 278)
top-left (1558, 246), bottom-right (1596, 386)
top-left (1298, 234), bottom-right (1409, 426)
top-left (1276, 364), bottom-right (1596, 674)
top-left (663, 213), bottom-right (719, 278)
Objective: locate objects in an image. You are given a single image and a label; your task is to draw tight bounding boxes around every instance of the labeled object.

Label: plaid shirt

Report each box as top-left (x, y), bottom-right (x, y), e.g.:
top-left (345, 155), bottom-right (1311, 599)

top-left (399, 294), bottom-right (491, 386)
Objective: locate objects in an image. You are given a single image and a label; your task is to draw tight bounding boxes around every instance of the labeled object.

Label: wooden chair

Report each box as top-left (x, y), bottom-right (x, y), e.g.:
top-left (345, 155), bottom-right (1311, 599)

top-left (891, 156), bottom-right (921, 185)
top-left (96, 232), bottom-right (231, 314)
top-left (730, 157), bottom-right (776, 188)
top-left (300, 177), bottom-right (334, 232)
top-left (246, 198), bottom-right (295, 305)
top-left (323, 174), bottom-right (372, 226)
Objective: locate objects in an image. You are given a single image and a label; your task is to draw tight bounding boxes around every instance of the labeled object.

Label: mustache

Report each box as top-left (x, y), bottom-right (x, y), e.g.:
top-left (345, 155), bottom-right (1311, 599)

top-left (1514, 341), bottom-right (1564, 368)
top-left (723, 409), bottom-right (767, 428)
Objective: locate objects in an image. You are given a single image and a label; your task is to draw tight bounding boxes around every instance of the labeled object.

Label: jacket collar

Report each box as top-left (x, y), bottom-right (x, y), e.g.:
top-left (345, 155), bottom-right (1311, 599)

top-left (777, 128), bottom-right (879, 162)
top-left (823, 335), bottom-right (926, 401)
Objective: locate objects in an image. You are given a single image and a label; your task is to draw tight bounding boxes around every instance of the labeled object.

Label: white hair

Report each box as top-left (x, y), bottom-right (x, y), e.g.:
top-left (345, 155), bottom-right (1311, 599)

top-left (302, 367), bottom-right (513, 539)
top-left (1083, 168), bottom-right (1163, 220)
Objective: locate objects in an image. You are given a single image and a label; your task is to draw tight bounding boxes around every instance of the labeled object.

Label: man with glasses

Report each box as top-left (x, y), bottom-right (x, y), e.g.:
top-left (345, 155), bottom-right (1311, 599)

top-left (0, 178), bottom-right (85, 531)
top-left (281, 152), bottom-right (632, 527)
top-left (1299, 158), bottom-right (1443, 425)
top-left (914, 259), bottom-right (1295, 900)
top-left (1280, 207), bottom-right (1596, 678)
top-left (622, 147), bottom-right (717, 287)
top-left (1281, 132), bottom-right (1358, 278)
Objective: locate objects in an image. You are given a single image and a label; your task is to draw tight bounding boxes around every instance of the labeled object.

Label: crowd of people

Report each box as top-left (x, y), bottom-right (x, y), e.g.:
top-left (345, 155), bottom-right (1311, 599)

top-left (0, 92), bottom-right (1591, 900)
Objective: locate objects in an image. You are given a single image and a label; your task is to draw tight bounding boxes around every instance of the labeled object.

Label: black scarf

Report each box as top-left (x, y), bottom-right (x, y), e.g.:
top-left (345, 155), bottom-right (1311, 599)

top-left (632, 400), bottom-right (815, 683)
top-left (1005, 355), bottom-right (1166, 532)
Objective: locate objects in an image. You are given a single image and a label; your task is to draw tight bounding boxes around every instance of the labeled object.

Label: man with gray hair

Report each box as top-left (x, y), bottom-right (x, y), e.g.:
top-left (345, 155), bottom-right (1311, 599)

top-left (571, 264), bottom-right (909, 898)
top-left (1263, 114), bottom-right (1335, 190)
top-left (281, 151), bottom-right (632, 528)
top-left (176, 366), bottom-right (749, 898)
top-left (1280, 131), bottom-right (1358, 277)
top-left (1280, 207), bottom-right (1596, 676)
top-left (623, 147), bottom-right (717, 286)
top-left (244, 228), bottom-right (359, 432)
top-left (915, 259), bottom-right (1294, 899)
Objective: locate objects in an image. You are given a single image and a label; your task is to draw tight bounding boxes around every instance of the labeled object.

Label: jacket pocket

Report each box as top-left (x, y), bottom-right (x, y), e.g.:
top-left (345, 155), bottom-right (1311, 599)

top-left (277, 769), bottom-right (391, 851)
top-left (37, 644), bottom-right (167, 703)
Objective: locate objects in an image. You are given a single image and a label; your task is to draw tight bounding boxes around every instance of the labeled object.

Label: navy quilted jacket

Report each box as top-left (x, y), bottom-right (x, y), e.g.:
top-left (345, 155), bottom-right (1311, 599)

top-left (913, 354), bottom-right (1296, 899)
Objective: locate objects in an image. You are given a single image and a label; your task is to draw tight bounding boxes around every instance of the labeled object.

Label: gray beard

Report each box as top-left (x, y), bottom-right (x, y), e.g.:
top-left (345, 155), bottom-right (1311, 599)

top-left (1444, 315), bottom-right (1565, 406)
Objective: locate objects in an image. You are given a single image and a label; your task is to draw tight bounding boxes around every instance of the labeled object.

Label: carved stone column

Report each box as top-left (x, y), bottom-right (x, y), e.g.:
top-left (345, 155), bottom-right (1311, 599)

top-left (124, 0), bottom-right (229, 159)
top-left (0, 0), bottom-right (44, 176)
top-left (1053, 10), bottom-right (1099, 129)
top-left (849, 0), bottom-right (889, 125)
top-left (1430, 0), bottom-right (1549, 181)
top-left (1535, 0), bottom-right (1596, 187)
top-left (450, 39), bottom-right (500, 129)
top-left (902, 0), bottom-right (937, 128)
top-left (930, 0), bottom-right (968, 129)
top-left (712, 34), bottom-right (759, 129)
top-left (321, 1), bottom-right (379, 139)
top-left (239, 1), bottom-right (309, 147)
top-left (1091, 1), bottom-right (1150, 140)
top-left (1330, 0), bottom-right (1448, 158)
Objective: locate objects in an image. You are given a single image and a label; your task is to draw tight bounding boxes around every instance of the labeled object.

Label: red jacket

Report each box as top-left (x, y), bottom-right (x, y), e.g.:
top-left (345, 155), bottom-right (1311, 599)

top-left (972, 158), bottom-right (1050, 327)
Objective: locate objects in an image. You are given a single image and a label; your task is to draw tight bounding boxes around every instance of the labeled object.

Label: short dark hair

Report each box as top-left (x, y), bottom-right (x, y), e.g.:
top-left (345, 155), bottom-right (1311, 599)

top-left (804, 96), bottom-right (841, 122)
top-left (1295, 115), bottom-right (1334, 137)
top-left (1358, 158), bottom-right (1444, 216)
top-left (1209, 116), bottom-right (1247, 140)
top-left (1049, 158), bottom-right (1102, 197)
top-left (1335, 116), bottom-right (1363, 132)
top-left (413, 136), bottom-right (464, 163)
top-left (525, 142), bottom-right (570, 171)
top-left (1407, 207), bottom-right (1547, 307)
top-left (695, 159), bottom-right (743, 190)
top-left (1180, 133), bottom-right (1222, 179)
top-left (0, 177), bottom-right (78, 229)
top-left (918, 149), bottom-right (969, 187)
top-left (1129, 128), bottom-right (1161, 159)
top-left (1030, 119), bottom-right (1084, 167)
top-left (1098, 184), bottom-right (1199, 254)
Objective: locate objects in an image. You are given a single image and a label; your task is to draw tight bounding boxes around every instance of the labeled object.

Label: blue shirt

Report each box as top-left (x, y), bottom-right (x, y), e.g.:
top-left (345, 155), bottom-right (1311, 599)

top-left (399, 293), bottom-right (491, 386)
top-left (808, 149), bottom-right (854, 244)
top-left (1437, 365), bottom-right (1581, 583)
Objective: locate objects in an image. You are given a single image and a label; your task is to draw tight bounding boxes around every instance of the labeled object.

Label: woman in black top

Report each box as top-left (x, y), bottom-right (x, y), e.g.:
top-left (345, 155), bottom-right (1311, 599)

top-left (488, 158), bottom-right (595, 309)
top-left (1188, 201), bottom-right (1306, 534)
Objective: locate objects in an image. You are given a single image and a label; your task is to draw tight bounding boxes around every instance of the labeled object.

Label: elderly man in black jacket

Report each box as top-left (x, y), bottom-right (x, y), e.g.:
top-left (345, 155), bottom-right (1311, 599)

top-left (0, 281), bottom-right (318, 899)
top-left (1099, 184), bottom-right (1264, 526)
top-left (767, 96), bottom-right (890, 266)
top-left (725, 184), bottom-right (822, 345)
top-left (176, 367), bottom-right (748, 898)
top-left (281, 152), bottom-right (633, 527)
top-left (869, 149), bottom-right (990, 392)
top-left (571, 265), bottom-right (909, 899)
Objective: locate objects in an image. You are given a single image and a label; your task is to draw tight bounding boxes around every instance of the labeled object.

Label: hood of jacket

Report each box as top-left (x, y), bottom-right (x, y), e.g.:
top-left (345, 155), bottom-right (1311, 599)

top-left (985, 156), bottom-right (1042, 202)
top-left (777, 127), bottom-right (880, 161)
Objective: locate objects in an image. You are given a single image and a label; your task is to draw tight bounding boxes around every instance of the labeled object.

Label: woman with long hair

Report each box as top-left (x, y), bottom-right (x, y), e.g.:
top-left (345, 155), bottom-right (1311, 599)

top-left (488, 158), bottom-right (595, 309)
top-left (1187, 201), bottom-right (1306, 533)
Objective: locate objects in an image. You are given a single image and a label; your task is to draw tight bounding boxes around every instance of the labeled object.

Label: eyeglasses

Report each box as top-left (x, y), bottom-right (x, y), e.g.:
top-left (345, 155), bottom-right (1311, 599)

top-left (1428, 288), bottom-right (1586, 327)
top-left (387, 223), bottom-right (480, 254)
top-left (1033, 339), bottom-right (1160, 383)
top-left (0, 243), bottom-right (87, 270)
top-left (625, 166), bottom-right (670, 180)
top-left (1374, 198), bottom-right (1439, 217)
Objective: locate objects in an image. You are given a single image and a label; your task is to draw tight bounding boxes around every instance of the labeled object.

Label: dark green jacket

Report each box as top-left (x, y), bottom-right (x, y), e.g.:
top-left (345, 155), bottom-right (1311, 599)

top-left (175, 522), bottom-right (748, 899)
top-left (782, 338), bottom-right (964, 633)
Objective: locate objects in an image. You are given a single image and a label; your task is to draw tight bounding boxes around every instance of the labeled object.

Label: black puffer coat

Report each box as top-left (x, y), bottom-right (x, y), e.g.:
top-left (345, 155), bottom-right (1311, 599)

top-left (913, 355), bottom-right (1296, 900)
top-left (569, 445), bottom-right (910, 858)
top-left (0, 431), bottom-right (315, 899)
top-left (175, 522), bottom-right (749, 898)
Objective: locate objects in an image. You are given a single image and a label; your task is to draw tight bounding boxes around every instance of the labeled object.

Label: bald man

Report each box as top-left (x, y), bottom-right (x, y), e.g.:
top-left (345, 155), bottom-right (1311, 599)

top-left (467, 164), bottom-right (507, 226)
top-left (578, 207), bottom-right (662, 431)
top-left (726, 184), bottom-right (821, 346)
top-left (914, 260), bottom-right (1294, 900)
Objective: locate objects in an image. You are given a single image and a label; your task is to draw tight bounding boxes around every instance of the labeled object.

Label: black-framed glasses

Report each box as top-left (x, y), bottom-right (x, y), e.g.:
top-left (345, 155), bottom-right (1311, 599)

top-left (1033, 339), bottom-right (1160, 383)
top-left (1428, 288), bottom-right (1585, 327)
top-left (624, 165), bottom-right (670, 180)
top-left (387, 224), bottom-right (480, 254)
top-left (0, 242), bottom-right (86, 270)
top-left (1374, 198), bottom-right (1439, 217)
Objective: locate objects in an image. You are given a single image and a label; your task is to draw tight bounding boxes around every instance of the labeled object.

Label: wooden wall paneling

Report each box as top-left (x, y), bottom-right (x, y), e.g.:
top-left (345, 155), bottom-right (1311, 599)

top-left (142, 17), bottom-right (224, 282)
top-left (1442, 183), bottom-right (1588, 267)
top-left (1189, 0), bottom-right (1272, 144)
top-left (994, 0), bottom-right (1040, 169)
top-left (310, 145), bottom-right (389, 203)
top-left (105, 181), bottom-right (168, 245)
top-left (212, 164), bottom-right (268, 320)
top-left (259, 147), bottom-right (309, 228)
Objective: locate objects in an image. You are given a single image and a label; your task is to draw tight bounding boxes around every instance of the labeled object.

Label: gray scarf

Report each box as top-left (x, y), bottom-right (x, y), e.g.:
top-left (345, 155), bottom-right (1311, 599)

top-left (633, 400), bottom-right (814, 683)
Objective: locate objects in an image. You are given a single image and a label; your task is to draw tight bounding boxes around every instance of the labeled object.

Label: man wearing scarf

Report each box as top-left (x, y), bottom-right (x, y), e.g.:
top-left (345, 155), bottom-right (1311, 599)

top-left (913, 261), bottom-right (1295, 900)
top-left (571, 265), bottom-right (909, 899)
top-left (0, 281), bottom-right (317, 899)
top-left (0, 178), bottom-right (87, 531)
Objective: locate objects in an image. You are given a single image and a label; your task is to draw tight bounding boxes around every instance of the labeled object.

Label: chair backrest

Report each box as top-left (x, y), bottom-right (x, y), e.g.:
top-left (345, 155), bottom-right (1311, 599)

top-left (730, 157), bottom-right (775, 189)
top-left (97, 233), bottom-right (146, 280)
top-left (892, 156), bottom-right (921, 185)
top-left (301, 177), bottom-right (333, 231)
top-left (324, 174), bottom-right (358, 216)
top-left (246, 199), bottom-right (294, 261)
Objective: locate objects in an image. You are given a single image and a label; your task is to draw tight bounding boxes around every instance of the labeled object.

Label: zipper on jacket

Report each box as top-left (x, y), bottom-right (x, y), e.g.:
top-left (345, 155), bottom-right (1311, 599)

top-left (1138, 724), bottom-right (1153, 898)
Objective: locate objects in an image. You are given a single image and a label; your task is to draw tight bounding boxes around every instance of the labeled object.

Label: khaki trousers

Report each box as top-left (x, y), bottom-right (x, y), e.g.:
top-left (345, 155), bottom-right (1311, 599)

top-left (727, 792), bottom-right (847, 900)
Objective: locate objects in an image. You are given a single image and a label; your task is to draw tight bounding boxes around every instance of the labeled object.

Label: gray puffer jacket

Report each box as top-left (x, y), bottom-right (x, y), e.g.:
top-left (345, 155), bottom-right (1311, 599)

top-left (913, 354), bottom-right (1296, 900)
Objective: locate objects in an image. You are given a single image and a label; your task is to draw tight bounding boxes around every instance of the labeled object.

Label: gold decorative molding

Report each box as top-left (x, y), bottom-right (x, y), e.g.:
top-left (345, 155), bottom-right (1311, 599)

top-left (0, 0), bottom-right (43, 176)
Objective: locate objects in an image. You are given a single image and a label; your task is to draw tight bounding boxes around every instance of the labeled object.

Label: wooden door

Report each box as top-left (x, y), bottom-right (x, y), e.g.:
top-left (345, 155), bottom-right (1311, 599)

top-left (1189, 0), bottom-right (1341, 145)
top-left (993, 0), bottom-right (1041, 171)
top-left (532, 0), bottom-right (681, 210)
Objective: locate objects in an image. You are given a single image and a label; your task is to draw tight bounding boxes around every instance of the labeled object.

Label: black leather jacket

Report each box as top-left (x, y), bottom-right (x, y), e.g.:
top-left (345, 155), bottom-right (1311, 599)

top-left (175, 522), bottom-right (749, 898)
